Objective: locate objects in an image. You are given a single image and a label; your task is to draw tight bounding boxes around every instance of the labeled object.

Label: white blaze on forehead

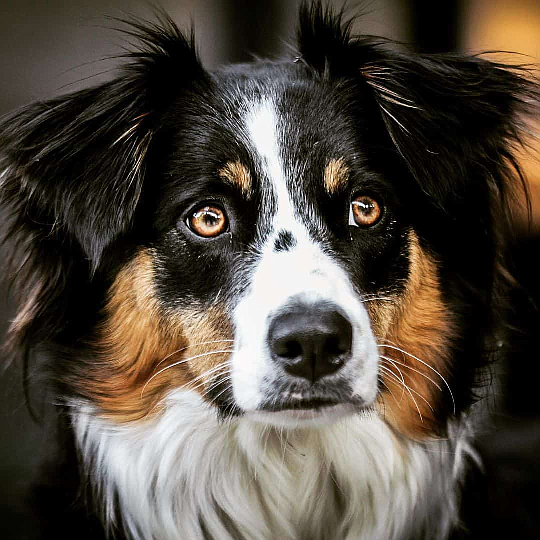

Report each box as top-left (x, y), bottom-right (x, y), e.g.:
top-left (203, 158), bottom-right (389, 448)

top-left (231, 100), bottom-right (380, 417)
top-left (245, 99), bottom-right (302, 233)
top-left (245, 100), bottom-right (282, 189)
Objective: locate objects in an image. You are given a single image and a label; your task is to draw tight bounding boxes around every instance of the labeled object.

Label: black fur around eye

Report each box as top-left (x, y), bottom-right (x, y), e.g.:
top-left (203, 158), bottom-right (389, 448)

top-left (349, 195), bottom-right (383, 227)
top-left (187, 204), bottom-right (228, 238)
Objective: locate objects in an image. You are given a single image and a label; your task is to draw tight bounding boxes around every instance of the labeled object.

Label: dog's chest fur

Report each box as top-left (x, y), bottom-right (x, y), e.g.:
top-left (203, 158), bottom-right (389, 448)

top-left (75, 393), bottom-right (474, 540)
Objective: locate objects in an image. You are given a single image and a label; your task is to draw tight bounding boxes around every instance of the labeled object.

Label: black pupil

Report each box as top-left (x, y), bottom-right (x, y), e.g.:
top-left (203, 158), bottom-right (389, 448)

top-left (203, 209), bottom-right (220, 226)
top-left (192, 206), bottom-right (222, 229)
top-left (356, 200), bottom-right (375, 215)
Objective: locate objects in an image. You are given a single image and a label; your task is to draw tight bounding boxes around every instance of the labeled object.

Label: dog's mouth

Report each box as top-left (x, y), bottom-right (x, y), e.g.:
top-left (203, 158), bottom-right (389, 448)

top-left (260, 396), bottom-right (344, 412)
top-left (249, 391), bottom-right (368, 426)
top-left (256, 383), bottom-right (367, 418)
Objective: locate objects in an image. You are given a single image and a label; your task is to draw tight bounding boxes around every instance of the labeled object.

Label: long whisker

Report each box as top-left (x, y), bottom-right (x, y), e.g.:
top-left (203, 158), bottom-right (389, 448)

top-left (380, 360), bottom-right (406, 388)
top-left (189, 374), bottom-right (233, 400)
top-left (188, 373), bottom-right (230, 395)
top-left (211, 380), bottom-right (235, 402)
top-left (378, 376), bottom-right (402, 410)
top-left (380, 364), bottom-right (434, 413)
top-left (376, 382), bottom-right (402, 428)
top-left (379, 342), bottom-right (456, 414)
top-left (380, 365), bottom-right (425, 421)
top-left (153, 339), bottom-right (234, 370)
top-left (380, 354), bottom-right (442, 391)
top-left (140, 349), bottom-right (233, 398)
top-left (379, 363), bottom-right (407, 403)
top-left (185, 363), bottom-right (232, 393)
top-left (204, 375), bottom-right (233, 395)
top-left (142, 370), bottom-right (230, 420)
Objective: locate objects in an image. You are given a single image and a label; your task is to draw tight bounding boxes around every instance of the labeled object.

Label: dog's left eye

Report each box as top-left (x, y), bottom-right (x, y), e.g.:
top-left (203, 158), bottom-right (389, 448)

top-left (349, 195), bottom-right (383, 227)
top-left (187, 204), bottom-right (228, 238)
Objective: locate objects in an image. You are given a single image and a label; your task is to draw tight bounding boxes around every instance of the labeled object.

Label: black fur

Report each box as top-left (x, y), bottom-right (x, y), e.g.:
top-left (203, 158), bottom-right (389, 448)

top-left (274, 230), bottom-right (297, 251)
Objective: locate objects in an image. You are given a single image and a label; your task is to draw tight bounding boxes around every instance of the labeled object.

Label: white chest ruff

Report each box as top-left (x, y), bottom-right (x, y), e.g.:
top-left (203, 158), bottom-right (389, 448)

top-left (73, 392), bottom-right (474, 540)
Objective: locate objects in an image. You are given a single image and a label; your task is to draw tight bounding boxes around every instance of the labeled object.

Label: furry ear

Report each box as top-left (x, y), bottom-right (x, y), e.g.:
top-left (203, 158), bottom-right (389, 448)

top-left (358, 55), bottom-right (536, 218)
top-left (1, 14), bottom-right (205, 270)
top-left (0, 15), bottom-right (206, 355)
top-left (297, 1), bottom-right (537, 217)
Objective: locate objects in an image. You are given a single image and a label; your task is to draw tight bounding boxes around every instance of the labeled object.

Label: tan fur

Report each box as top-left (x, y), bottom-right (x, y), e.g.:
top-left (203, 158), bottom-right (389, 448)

top-left (78, 250), bottom-right (233, 422)
top-left (219, 161), bottom-right (252, 197)
top-left (323, 158), bottom-right (349, 194)
top-left (372, 232), bottom-right (454, 439)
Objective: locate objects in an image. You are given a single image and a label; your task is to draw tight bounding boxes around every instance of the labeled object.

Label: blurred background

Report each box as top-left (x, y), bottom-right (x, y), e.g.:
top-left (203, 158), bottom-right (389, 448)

top-left (0, 1), bottom-right (539, 538)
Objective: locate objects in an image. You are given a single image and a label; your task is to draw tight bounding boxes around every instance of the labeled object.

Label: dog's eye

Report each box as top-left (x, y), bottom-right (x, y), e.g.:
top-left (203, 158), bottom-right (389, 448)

top-left (188, 205), bottom-right (228, 237)
top-left (349, 195), bottom-right (382, 227)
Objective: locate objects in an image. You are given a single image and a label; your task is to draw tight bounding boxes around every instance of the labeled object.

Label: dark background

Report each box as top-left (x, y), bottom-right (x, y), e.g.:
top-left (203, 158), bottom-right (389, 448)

top-left (1, 1), bottom-right (539, 538)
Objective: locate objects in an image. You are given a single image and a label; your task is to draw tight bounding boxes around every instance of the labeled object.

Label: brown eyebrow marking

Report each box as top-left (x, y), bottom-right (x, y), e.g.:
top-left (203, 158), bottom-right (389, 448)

top-left (219, 161), bottom-right (252, 197)
top-left (323, 158), bottom-right (349, 194)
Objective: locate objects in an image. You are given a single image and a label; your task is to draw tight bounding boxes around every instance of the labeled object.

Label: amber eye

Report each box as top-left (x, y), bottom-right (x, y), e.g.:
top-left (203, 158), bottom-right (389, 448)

top-left (350, 195), bottom-right (382, 227)
top-left (188, 205), bottom-right (228, 237)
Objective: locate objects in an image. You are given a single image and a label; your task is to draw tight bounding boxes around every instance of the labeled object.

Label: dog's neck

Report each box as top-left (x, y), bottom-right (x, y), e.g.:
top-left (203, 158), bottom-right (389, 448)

top-left (73, 391), bottom-right (475, 540)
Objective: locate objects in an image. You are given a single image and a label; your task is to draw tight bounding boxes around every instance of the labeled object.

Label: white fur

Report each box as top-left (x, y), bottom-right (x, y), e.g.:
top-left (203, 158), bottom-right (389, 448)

top-left (245, 99), bottom-right (299, 234)
top-left (73, 392), bottom-right (475, 540)
top-left (231, 99), bottom-right (380, 420)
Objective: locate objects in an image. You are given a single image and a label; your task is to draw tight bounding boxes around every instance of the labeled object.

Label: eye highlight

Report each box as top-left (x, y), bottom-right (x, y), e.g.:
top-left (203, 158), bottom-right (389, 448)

top-left (188, 205), bottom-right (228, 238)
top-left (349, 195), bottom-right (382, 227)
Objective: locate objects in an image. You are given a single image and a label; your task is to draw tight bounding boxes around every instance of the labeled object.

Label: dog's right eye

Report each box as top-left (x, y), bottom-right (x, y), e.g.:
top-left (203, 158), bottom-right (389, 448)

top-left (187, 204), bottom-right (228, 238)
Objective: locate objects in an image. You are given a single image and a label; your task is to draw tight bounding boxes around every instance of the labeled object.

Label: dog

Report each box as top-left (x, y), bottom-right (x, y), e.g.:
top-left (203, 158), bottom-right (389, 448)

top-left (0, 2), bottom-right (537, 539)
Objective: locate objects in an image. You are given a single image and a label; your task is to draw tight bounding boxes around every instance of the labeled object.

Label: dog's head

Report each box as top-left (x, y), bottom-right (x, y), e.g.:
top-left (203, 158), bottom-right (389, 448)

top-left (1, 2), bottom-right (535, 439)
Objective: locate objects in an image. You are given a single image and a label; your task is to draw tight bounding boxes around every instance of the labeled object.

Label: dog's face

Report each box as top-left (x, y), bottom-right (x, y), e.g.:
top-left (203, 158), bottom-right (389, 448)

top-left (89, 70), bottom-right (456, 437)
top-left (157, 84), bottom-right (398, 427)
top-left (0, 4), bottom-right (533, 440)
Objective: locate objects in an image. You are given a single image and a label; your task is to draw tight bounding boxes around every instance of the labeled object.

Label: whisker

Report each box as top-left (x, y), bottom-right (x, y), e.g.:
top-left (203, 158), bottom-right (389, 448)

top-left (140, 349), bottom-right (233, 398)
top-left (190, 377), bottom-right (233, 401)
top-left (380, 354), bottom-right (442, 391)
top-left (153, 339), bottom-right (234, 369)
top-left (380, 364), bottom-right (434, 413)
top-left (186, 364), bottom-right (232, 393)
top-left (378, 341), bottom-right (456, 414)
top-left (382, 355), bottom-right (437, 411)
top-left (206, 374), bottom-right (233, 392)
top-left (189, 370), bottom-right (232, 393)
top-left (380, 361), bottom-right (406, 386)
top-left (379, 364), bottom-right (407, 402)
top-left (379, 365), bottom-right (425, 420)
top-left (378, 377), bottom-right (402, 410)
top-left (211, 381), bottom-right (235, 402)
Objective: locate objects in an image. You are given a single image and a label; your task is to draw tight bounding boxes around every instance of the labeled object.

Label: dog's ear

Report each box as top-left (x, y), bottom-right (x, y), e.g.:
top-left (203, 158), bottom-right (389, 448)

top-left (297, 1), bottom-right (537, 219)
top-left (1, 16), bottom-right (206, 270)
top-left (0, 16), bottom-right (206, 354)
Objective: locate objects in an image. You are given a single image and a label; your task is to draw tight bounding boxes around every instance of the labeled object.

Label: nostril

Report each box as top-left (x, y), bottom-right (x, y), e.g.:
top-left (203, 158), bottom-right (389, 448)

top-left (267, 302), bottom-right (353, 382)
top-left (274, 338), bottom-right (303, 360)
top-left (325, 335), bottom-right (348, 357)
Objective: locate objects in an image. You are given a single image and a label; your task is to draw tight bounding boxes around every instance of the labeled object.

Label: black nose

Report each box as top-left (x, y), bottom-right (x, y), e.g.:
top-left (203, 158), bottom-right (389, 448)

top-left (268, 303), bottom-right (353, 382)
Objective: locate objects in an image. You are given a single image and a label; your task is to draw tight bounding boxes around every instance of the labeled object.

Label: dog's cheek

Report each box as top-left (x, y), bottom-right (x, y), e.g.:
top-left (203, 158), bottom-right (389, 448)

top-left (370, 231), bottom-right (455, 439)
top-left (69, 249), bottom-right (233, 423)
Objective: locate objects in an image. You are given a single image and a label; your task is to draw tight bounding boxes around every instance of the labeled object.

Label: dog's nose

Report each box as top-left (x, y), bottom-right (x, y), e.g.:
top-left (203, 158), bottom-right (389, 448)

top-left (268, 303), bottom-right (352, 382)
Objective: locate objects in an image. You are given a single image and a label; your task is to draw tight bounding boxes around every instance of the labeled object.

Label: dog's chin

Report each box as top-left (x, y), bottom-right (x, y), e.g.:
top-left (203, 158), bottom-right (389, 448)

top-left (245, 400), bottom-right (371, 429)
